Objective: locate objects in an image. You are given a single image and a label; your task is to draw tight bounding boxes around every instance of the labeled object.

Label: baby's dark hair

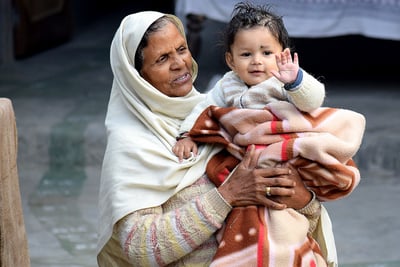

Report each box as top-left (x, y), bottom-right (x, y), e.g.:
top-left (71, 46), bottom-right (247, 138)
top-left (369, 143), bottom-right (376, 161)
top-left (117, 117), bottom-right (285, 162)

top-left (223, 1), bottom-right (290, 53)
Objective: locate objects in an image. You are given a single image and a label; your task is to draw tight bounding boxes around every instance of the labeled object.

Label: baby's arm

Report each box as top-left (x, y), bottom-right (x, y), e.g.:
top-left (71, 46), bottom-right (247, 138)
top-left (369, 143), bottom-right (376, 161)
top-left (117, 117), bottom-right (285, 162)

top-left (173, 94), bottom-right (214, 162)
top-left (285, 70), bottom-right (325, 112)
top-left (174, 81), bottom-right (227, 162)
top-left (173, 96), bottom-right (210, 162)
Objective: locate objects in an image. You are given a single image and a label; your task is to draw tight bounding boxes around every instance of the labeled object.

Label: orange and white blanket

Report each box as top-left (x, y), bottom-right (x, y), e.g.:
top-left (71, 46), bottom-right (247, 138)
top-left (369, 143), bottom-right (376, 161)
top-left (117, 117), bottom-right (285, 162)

top-left (189, 101), bottom-right (366, 266)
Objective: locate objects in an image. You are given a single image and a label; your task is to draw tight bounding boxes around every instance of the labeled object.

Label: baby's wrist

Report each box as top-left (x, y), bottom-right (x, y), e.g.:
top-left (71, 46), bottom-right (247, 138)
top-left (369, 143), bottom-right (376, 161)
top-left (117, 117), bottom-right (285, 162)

top-left (176, 131), bottom-right (190, 141)
top-left (284, 68), bottom-right (303, 91)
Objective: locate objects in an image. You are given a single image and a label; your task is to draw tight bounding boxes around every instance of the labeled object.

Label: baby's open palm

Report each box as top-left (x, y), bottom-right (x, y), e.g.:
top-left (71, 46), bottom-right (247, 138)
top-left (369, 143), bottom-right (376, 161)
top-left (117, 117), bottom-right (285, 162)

top-left (271, 48), bottom-right (299, 84)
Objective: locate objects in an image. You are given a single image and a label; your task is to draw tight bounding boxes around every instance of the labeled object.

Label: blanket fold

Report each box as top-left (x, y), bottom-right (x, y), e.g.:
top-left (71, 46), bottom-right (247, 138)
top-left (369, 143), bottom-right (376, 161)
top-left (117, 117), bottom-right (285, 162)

top-left (189, 101), bottom-right (365, 266)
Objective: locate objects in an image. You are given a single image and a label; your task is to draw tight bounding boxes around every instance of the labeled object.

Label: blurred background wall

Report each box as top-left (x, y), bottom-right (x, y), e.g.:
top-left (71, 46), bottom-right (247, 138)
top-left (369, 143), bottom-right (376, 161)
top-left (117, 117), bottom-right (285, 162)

top-left (1, 0), bottom-right (399, 82)
top-left (0, 0), bottom-right (174, 64)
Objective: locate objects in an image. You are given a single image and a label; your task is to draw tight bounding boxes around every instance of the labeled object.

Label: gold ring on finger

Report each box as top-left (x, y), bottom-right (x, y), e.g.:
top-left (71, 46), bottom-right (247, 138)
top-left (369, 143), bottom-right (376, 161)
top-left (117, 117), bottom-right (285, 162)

top-left (265, 186), bottom-right (272, 197)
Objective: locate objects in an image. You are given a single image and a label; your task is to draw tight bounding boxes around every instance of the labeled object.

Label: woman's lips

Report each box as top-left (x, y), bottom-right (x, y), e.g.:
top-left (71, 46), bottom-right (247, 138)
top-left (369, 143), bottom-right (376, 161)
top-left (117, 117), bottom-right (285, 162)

top-left (174, 72), bottom-right (191, 84)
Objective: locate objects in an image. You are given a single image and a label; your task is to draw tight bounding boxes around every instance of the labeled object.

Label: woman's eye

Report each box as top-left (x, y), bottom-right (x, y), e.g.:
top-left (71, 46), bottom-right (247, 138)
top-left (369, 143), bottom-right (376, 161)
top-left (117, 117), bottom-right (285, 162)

top-left (157, 55), bottom-right (167, 63)
top-left (178, 46), bottom-right (187, 53)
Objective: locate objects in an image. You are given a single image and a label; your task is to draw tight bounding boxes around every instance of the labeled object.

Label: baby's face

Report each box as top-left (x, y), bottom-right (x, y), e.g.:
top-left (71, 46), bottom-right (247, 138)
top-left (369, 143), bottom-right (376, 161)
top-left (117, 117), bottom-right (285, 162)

top-left (225, 26), bottom-right (283, 87)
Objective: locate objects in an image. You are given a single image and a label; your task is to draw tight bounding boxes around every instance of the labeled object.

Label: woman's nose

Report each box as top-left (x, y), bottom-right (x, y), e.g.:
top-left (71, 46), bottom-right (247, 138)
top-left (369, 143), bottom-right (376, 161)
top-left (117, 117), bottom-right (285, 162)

top-left (171, 55), bottom-right (185, 69)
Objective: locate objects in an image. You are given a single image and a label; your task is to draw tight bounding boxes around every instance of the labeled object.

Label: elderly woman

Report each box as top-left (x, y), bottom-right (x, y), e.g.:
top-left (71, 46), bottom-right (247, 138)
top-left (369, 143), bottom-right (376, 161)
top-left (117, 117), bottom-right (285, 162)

top-left (97, 11), bottom-right (337, 267)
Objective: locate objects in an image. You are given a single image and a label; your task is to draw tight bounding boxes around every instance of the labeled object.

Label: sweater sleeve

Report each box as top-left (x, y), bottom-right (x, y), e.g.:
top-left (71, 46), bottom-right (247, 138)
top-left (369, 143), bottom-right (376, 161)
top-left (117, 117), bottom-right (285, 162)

top-left (116, 188), bottom-right (231, 266)
top-left (286, 69), bottom-right (326, 112)
top-left (296, 190), bottom-right (322, 234)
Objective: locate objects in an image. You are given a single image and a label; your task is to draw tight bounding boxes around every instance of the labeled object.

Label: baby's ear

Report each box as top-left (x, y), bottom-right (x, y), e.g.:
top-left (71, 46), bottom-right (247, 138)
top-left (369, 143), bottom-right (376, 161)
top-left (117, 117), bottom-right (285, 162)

top-left (225, 52), bottom-right (235, 70)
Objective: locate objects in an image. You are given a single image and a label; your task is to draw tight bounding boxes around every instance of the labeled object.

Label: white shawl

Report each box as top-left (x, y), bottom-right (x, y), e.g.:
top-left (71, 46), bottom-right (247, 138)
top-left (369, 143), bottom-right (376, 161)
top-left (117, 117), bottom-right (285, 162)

top-left (97, 11), bottom-right (220, 253)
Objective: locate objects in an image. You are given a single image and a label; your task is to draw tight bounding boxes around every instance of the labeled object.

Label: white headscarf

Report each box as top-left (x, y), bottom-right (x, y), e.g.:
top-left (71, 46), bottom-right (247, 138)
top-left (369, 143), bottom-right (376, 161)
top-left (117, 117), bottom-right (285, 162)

top-left (97, 11), bottom-right (221, 253)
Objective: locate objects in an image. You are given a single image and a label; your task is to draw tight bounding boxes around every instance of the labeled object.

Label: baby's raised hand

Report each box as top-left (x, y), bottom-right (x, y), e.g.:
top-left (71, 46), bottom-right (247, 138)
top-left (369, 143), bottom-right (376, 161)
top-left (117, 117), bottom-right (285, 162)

top-left (271, 48), bottom-right (299, 84)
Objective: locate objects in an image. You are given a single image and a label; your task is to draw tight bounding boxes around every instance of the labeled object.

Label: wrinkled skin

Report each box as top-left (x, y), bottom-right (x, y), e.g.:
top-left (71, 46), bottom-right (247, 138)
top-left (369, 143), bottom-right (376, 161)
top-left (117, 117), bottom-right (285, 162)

top-left (218, 145), bottom-right (312, 210)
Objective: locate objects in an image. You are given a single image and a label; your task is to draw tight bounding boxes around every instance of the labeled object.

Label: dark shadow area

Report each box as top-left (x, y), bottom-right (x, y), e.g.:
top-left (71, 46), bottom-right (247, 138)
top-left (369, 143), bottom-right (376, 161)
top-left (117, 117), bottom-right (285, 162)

top-left (189, 18), bottom-right (400, 91)
top-left (12, 0), bottom-right (175, 59)
top-left (292, 35), bottom-right (400, 84)
top-left (8, 1), bottom-right (399, 87)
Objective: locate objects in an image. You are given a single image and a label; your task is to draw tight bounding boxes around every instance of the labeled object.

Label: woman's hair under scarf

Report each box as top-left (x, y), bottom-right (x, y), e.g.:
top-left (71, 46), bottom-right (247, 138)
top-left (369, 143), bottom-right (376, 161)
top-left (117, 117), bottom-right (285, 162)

top-left (97, 11), bottom-right (222, 254)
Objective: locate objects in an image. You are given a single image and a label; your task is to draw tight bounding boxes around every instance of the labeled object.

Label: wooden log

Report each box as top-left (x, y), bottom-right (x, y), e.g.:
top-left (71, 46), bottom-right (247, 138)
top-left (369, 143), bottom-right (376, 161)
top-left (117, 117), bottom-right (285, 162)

top-left (0, 98), bottom-right (30, 267)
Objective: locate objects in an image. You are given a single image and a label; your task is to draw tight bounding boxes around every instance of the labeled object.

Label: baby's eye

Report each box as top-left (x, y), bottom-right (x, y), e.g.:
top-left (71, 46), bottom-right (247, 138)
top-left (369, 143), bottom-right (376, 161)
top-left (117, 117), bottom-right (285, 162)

top-left (240, 52), bottom-right (251, 57)
top-left (263, 51), bottom-right (273, 56)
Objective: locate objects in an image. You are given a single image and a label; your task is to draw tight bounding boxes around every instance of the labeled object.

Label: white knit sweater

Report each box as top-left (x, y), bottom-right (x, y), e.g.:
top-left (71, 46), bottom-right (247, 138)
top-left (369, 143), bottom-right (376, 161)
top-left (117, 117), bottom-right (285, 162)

top-left (180, 70), bottom-right (325, 133)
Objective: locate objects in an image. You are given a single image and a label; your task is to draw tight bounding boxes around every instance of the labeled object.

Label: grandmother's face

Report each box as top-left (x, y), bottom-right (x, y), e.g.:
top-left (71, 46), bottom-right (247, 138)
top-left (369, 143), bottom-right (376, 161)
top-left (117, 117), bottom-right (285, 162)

top-left (140, 22), bottom-right (194, 97)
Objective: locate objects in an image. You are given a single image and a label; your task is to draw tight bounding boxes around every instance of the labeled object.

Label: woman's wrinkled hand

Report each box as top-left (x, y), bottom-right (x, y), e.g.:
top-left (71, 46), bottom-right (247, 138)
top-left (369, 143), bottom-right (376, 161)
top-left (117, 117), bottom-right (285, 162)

top-left (269, 163), bottom-right (313, 210)
top-left (217, 145), bottom-right (297, 210)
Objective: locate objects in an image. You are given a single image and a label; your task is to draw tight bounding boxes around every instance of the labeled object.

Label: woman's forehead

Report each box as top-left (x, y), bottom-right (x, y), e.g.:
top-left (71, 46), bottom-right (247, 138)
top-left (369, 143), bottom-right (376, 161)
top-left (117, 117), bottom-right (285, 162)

top-left (147, 23), bottom-right (185, 51)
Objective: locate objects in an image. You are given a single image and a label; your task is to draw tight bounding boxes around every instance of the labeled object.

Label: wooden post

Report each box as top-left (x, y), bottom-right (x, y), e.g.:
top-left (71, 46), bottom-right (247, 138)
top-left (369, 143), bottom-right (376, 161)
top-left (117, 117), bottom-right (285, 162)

top-left (0, 0), bottom-right (14, 65)
top-left (0, 98), bottom-right (30, 267)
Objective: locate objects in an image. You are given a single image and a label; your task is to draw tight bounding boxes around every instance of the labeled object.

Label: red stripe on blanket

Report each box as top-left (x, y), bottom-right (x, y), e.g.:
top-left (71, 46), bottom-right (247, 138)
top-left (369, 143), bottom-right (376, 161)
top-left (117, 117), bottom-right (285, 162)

top-left (280, 134), bottom-right (292, 161)
top-left (281, 139), bottom-right (289, 161)
top-left (257, 220), bottom-right (265, 267)
top-left (270, 120), bottom-right (277, 133)
top-left (254, 144), bottom-right (267, 150)
top-left (217, 168), bottom-right (230, 184)
top-left (270, 114), bottom-right (279, 133)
